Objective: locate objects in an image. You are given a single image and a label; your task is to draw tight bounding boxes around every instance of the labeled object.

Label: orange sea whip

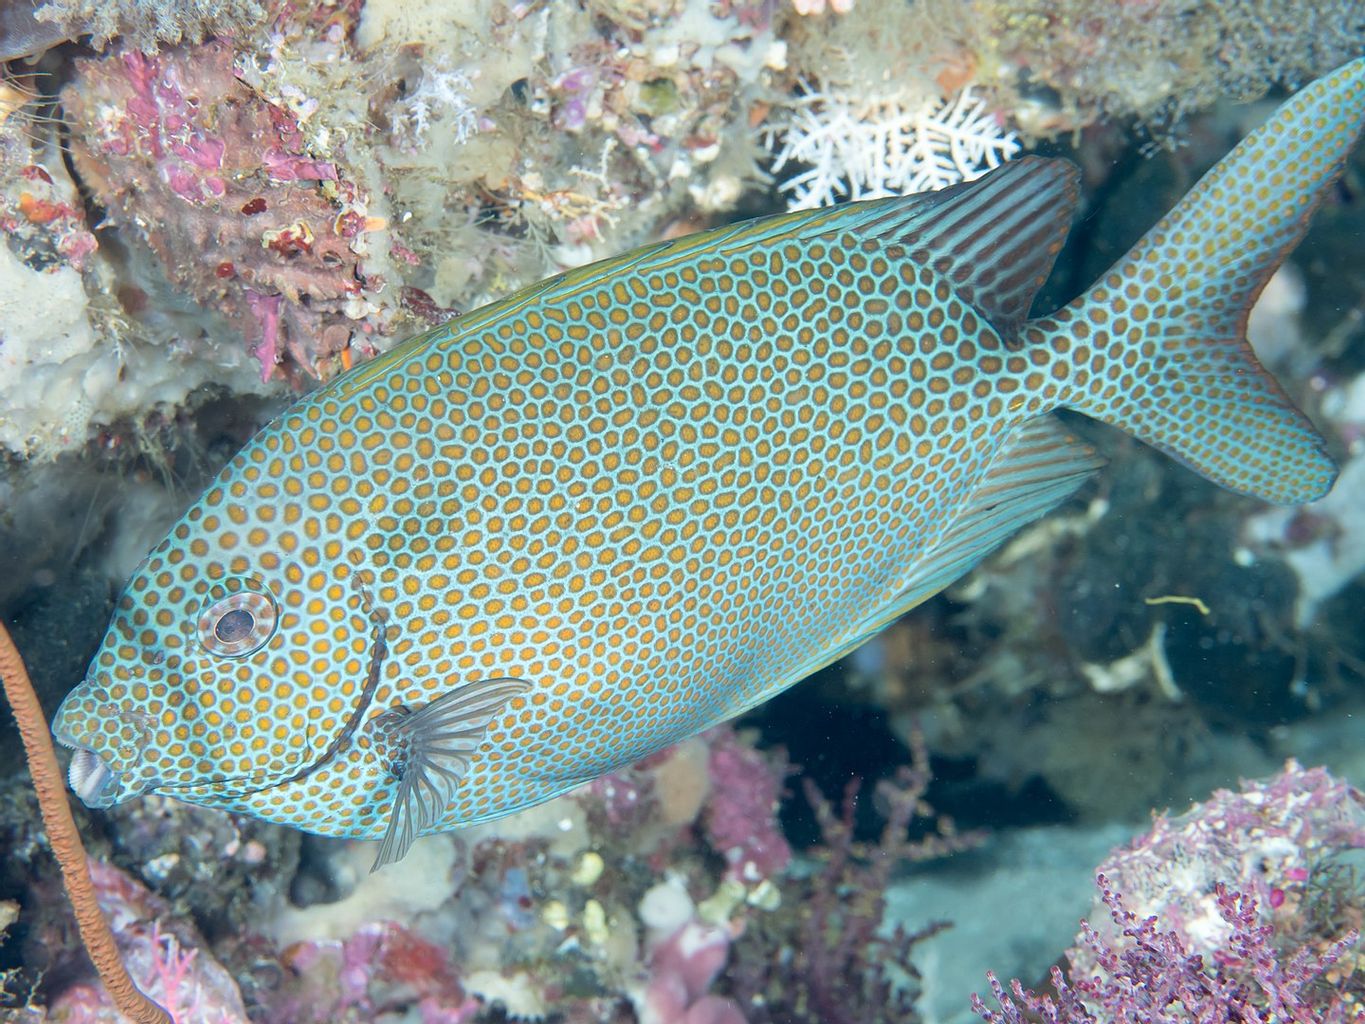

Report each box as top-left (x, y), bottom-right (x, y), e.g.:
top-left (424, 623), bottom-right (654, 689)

top-left (0, 621), bottom-right (170, 1024)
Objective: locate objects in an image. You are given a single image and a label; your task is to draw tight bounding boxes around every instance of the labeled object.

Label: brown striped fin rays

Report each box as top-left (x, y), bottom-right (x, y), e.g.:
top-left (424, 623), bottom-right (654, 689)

top-left (896, 417), bottom-right (1104, 602)
top-left (721, 417), bottom-right (1102, 721)
top-left (818, 156), bottom-right (1081, 347)
top-left (369, 675), bottom-right (533, 871)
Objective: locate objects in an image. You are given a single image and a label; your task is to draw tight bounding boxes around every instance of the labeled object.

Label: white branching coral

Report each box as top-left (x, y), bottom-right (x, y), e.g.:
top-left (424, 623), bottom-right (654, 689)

top-left (790, 0), bottom-right (855, 14)
top-left (764, 85), bottom-right (1020, 209)
top-left (391, 65), bottom-right (479, 151)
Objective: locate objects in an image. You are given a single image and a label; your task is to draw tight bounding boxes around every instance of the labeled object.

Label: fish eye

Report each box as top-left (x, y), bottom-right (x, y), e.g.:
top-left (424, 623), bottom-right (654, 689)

top-left (215, 608), bottom-right (255, 644)
top-left (197, 584), bottom-right (277, 657)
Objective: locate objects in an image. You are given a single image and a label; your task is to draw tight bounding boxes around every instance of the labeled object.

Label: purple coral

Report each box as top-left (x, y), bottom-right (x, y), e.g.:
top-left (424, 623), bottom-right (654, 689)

top-left (244, 290), bottom-right (284, 382)
top-left (702, 728), bottom-right (792, 883)
top-left (61, 40), bottom-right (382, 383)
top-left (645, 921), bottom-right (747, 1024)
top-left (726, 731), bottom-right (974, 1024)
top-left (1082, 760), bottom-right (1365, 971)
top-left (972, 876), bottom-right (1359, 1024)
top-left (271, 921), bottom-right (478, 1024)
top-left (112, 49), bottom-right (229, 203)
top-left (974, 761), bottom-right (1365, 1024)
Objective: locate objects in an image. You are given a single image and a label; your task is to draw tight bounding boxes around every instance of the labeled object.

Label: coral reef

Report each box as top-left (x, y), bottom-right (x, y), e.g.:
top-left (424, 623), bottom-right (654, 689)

top-left (724, 735), bottom-right (978, 1024)
top-left (973, 763), bottom-right (1365, 1023)
top-left (1246, 372), bottom-right (1365, 627)
top-left (269, 920), bottom-right (480, 1024)
top-left (974, 877), bottom-right (1359, 1024)
top-left (2, 4), bottom-right (1365, 1023)
top-left (0, 238), bottom-right (108, 455)
top-left (8, 0), bottom-right (1357, 454)
top-left (762, 0), bottom-right (1020, 209)
top-left (0, 727), bottom-right (793, 1020)
top-left (966, 0), bottom-right (1365, 134)
top-left (3, 0), bottom-right (787, 454)
top-left (641, 917), bottom-right (746, 1024)
top-left (701, 729), bottom-right (792, 884)
top-left (0, 718), bottom-right (996, 1023)
top-left (0, 2), bottom-right (69, 60)
top-left (46, 862), bottom-right (247, 1024)
top-left (33, 0), bottom-right (266, 53)
top-left (0, 57), bottom-right (265, 458)
top-left (255, 727), bottom-right (794, 1022)
top-left (99, 794), bottom-right (300, 943)
top-left (1080, 762), bottom-right (1365, 973)
top-left (62, 38), bottom-right (385, 384)
top-left (762, 84), bottom-right (1019, 209)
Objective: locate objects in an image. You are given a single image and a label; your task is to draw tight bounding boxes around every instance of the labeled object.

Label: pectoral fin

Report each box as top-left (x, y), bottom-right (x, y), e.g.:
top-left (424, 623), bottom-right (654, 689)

top-left (370, 676), bottom-right (533, 871)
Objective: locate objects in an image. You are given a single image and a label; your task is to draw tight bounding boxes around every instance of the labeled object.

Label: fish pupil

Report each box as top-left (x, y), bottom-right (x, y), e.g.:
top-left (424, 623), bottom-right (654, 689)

top-left (215, 608), bottom-right (255, 643)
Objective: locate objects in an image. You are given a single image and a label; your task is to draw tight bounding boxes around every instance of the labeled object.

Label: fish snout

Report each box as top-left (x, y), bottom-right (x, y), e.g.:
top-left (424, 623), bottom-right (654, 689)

top-left (51, 696), bottom-right (147, 808)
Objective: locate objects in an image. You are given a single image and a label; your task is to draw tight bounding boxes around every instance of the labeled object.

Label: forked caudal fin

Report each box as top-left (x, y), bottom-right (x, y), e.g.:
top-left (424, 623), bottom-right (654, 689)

top-left (1039, 56), bottom-right (1365, 505)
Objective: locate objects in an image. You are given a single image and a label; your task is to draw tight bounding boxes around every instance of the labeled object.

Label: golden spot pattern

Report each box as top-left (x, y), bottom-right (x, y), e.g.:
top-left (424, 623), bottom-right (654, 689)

top-left (49, 57), bottom-right (1365, 845)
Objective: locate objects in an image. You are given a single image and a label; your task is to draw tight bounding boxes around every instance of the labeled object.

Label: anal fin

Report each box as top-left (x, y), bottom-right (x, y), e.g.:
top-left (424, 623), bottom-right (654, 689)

top-left (724, 416), bottom-right (1102, 718)
top-left (895, 415), bottom-right (1104, 609)
top-left (370, 675), bottom-right (532, 871)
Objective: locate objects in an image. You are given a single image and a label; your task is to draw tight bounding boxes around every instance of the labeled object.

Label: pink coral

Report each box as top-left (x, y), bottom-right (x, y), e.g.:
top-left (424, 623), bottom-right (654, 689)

top-left (644, 921), bottom-right (747, 1024)
top-left (273, 921), bottom-right (478, 1024)
top-left (48, 860), bottom-right (249, 1023)
top-left (1082, 760), bottom-right (1365, 969)
top-left (244, 289), bottom-right (283, 382)
top-left (973, 876), bottom-right (1359, 1024)
top-left (703, 729), bottom-right (792, 883)
top-left (113, 50), bottom-right (229, 203)
top-left (975, 762), bottom-right (1365, 1024)
top-left (61, 40), bottom-right (383, 382)
top-left (0, 161), bottom-right (99, 271)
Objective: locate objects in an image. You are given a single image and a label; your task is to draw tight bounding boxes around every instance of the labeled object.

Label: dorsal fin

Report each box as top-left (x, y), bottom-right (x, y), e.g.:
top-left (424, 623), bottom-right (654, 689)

top-left (849, 156), bottom-right (1081, 346)
top-left (340, 158), bottom-right (1076, 397)
top-left (370, 675), bottom-right (533, 871)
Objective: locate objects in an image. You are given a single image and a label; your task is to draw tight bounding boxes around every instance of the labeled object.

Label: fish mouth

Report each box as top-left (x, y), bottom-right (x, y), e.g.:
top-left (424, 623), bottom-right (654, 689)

top-left (62, 744), bottom-right (122, 808)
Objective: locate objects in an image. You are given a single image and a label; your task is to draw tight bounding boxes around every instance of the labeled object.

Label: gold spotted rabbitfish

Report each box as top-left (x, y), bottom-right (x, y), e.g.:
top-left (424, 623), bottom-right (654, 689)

top-left (55, 59), bottom-right (1365, 869)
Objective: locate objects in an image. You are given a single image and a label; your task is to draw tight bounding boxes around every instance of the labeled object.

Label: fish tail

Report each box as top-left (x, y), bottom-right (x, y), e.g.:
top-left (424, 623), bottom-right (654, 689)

top-left (1040, 57), bottom-right (1365, 504)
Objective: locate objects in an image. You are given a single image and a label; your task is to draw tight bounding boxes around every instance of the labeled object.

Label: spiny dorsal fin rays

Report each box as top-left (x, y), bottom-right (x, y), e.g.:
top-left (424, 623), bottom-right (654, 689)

top-left (861, 156), bottom-right (1080, 346)
top-left (346, 157), bottom-right (1077, 399)
top-left (370, 675), bottom-right (533, 871)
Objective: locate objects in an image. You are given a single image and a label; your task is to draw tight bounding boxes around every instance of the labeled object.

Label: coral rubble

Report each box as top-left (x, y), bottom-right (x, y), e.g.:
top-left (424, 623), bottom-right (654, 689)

top-left (975, 762), bottom-right (1365, 1024)
top-left (62, 40), bottom-right (381, 385)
